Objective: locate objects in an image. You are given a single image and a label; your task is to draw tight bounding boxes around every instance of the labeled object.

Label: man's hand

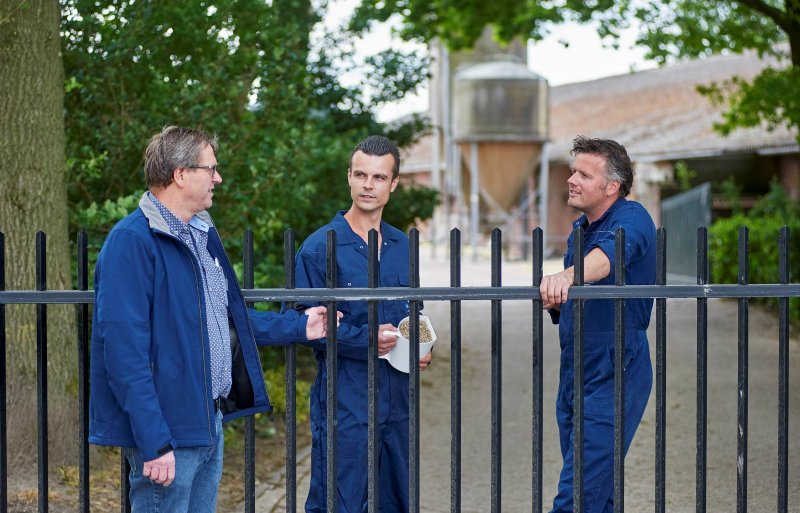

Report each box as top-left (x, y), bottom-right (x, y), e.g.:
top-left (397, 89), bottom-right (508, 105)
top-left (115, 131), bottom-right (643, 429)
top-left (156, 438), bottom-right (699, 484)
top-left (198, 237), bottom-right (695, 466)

top-left (378, 323), bottom-right (399, 355)
top-left (539, 269), bottom-right (574, 310)
top-left (419, 351), bottom-right (432, 371)
top-left (304, 306), bottom-right (343, 340)
top-left (143, 451), bottom-right (175, 486)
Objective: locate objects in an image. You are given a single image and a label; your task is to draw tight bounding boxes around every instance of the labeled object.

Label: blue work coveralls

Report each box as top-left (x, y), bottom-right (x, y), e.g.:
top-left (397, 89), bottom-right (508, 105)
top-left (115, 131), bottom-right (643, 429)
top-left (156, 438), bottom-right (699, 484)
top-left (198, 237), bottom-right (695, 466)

top-left (550, 197), bottom-right (655, 513)
top-left (294, 211), bottom-right (411, 513)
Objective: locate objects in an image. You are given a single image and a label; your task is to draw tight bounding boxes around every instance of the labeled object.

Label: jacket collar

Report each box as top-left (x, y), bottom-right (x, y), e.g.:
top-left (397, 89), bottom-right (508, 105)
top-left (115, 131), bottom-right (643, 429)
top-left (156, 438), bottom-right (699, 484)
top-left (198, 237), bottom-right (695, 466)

top-left (573, 196), bottom-right (627, 231)
top-left (138, 191), bottom-right (215, 234)
top-left (331, 210), bottom-right (401, 245)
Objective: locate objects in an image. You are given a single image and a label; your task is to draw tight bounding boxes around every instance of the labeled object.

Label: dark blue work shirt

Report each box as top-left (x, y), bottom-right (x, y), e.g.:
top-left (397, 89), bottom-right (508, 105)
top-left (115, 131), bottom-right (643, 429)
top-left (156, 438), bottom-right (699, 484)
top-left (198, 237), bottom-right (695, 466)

top-left (555, 197), bottom-right (656, 352)
top-left (294, 211), bottom-right (411, 428)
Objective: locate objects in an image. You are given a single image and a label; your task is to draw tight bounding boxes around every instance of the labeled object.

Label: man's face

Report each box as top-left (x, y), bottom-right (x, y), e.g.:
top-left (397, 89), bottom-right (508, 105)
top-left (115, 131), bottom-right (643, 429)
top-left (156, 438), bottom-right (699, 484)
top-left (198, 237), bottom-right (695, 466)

top-left (567, 152), bottom-right (619, 219)
top-left (347, 150), bottom-right (399, 214)
top-left (182, 143), bottom-right (222, 214)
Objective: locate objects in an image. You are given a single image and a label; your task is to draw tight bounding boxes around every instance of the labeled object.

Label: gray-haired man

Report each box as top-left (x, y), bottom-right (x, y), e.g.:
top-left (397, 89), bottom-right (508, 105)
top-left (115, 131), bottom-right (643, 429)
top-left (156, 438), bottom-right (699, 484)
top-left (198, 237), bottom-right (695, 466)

top-left (89, 126), bottom-right (330, 512)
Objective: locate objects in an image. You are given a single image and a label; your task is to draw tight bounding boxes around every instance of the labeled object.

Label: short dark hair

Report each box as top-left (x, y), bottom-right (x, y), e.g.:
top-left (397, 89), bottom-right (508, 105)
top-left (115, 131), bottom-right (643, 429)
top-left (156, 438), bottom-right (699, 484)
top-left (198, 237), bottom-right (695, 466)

top-left (571, 136), bottom-right (633, 197)
top-left (144, 126), bottom-right (219, 189)
top-left (349, 135), bottom-right (400, 179)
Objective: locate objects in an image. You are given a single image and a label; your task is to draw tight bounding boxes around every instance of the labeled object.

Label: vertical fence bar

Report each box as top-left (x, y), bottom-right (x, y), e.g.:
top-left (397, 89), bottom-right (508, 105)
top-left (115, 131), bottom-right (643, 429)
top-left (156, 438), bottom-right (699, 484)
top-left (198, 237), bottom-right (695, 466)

top-left (0, 233), bottom-right (6, 513)
top-left (367, 229), bottom-right (380, 513)
top-left (614, 227), bottom-right (626, 513)
top-left (531, 228), bottom-right (543, 513)
top-left (573, 227), bottom-right (585, 513)
top-left (655, 227), bottom-right (667, 513)
top-left (696, 227), bottom-right (708, 513)
top-left (450, 229), bottom-right (462, 513)
top-left (243, 229), bottom-right (257, 513)
top-left (120, 456), bottom-right (130, 513)
top-left (36, 232), bottom-right (49, 513)
top-left (777, 226), bottom-right (789, 513)
top-left (490, 228), bottom-right (502, 513)
top-left (409, 228), bottom-right (421, 513)
top-left (77, 231), bottom-right (90, 513)
top-left (325, 229), bottom-right (338, 513)
top-left (737, 227), bottom-right (749, 513)
top-left (284, 230), bottom-right (298, 512)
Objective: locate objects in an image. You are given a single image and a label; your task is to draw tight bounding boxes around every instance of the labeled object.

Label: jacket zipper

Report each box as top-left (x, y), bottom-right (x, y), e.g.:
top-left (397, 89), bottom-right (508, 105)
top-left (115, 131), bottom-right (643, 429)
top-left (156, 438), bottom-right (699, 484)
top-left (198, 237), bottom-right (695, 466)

top-left (155, 228), bottom-right (214, 445)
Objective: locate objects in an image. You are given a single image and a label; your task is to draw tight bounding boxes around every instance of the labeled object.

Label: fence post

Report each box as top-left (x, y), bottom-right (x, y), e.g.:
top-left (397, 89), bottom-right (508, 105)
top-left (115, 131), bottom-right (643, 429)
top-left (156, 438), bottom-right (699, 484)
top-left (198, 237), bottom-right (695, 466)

top-left (243, 229), bottom-right (256, 513)
top-left (0, 232), bottom-right (6, 513)
top-left (409, 228), bottom-right (421, 513)
top-left (450, 228), bottom-right (462, 513)
top-left (284, 230), bottom-right (298, 512)
top-left (36, 232), bottom-right (49, 513)
top-left (655, 227), bottom-right (667, 513)
top-left (325, 229), bottom-right (338, 513)
top-left (613, 227), bottom-right (626, 513)
top-left (696, 227), bottom-right (708, 513)
top-left (490, 228), bottom-right (502, 513)
top-left (573, 226), bottom-right (585, 513)
top-left (531, 228), bottom-right (543, 513)
top-left (777, 226), bottom-right (789, 513)
top-left (367, 228), bottom-right (379, 513)
top-left (737, 226), bottom-right (749, 513)
top-left (77, 231), bottom-right (90, 513)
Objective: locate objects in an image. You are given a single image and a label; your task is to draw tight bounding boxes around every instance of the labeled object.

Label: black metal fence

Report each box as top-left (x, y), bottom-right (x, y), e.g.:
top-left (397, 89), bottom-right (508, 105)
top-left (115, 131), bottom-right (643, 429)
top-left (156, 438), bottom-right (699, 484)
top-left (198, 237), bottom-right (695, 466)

top-left (0, 225), bottom-right (795, 513)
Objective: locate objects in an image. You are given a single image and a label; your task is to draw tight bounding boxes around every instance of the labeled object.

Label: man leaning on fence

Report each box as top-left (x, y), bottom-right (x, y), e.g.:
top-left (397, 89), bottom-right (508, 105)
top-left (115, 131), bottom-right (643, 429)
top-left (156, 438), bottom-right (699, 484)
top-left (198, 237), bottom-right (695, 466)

top-left (293, 135), bottom-right (432, 513)
top-left (540, 136), bottom-right (656, 513)
top-left (88, 126), bottom-right (332, 513)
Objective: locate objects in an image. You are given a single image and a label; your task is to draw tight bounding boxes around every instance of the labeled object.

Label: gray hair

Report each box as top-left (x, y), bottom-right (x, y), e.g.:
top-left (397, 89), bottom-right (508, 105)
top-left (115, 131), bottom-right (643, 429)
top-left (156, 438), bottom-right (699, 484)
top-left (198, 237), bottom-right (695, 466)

top-left (143, 126), bottom-right (219, 188)
top-left (571, 136), bottom-right (633, 197)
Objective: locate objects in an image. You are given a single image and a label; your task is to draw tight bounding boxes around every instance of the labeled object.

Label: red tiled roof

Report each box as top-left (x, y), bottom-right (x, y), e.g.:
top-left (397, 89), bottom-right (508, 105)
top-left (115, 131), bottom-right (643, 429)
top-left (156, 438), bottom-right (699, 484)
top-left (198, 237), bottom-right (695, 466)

top-left (549, 51), bottom-right (798, 161)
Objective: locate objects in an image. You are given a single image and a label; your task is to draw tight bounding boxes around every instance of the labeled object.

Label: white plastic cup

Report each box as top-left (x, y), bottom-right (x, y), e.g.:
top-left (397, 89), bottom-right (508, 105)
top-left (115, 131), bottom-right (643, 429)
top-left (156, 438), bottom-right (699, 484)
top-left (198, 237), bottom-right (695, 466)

top-left (380, 315), bottom-right (437, 373)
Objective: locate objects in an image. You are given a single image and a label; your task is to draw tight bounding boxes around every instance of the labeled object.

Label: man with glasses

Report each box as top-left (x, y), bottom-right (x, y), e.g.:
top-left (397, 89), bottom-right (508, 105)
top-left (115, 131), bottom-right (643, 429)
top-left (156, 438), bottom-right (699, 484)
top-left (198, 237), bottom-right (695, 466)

top-left (89, 126), bottom-right (332, 512)
top-left (293, 135), bottom-right (432, 513)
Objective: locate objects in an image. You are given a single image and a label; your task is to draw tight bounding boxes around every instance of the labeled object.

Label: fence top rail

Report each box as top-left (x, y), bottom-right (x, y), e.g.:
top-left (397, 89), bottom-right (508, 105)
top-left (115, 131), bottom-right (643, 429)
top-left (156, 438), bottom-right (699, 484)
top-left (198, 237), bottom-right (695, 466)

top-left (2, 284), bottom-right (800, 305)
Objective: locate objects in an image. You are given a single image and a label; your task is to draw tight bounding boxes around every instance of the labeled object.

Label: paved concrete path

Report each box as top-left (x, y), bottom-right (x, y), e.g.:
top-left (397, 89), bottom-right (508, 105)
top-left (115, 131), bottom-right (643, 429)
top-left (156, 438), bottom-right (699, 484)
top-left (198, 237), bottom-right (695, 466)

top-left (253, 251), bottom-right (800, 512)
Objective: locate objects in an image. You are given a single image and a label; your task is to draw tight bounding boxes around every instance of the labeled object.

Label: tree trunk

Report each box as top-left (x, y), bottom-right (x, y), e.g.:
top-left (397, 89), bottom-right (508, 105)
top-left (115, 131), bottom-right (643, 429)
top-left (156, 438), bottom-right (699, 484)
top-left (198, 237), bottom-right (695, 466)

top-left (0, 0), bottom-right (78, 469)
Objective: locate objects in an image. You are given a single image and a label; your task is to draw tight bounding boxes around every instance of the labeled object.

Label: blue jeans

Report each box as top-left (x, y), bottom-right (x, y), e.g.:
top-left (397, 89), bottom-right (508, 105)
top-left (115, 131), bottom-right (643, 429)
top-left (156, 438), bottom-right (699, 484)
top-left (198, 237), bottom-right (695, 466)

top-left (124, 411), bottom-right (224, 513)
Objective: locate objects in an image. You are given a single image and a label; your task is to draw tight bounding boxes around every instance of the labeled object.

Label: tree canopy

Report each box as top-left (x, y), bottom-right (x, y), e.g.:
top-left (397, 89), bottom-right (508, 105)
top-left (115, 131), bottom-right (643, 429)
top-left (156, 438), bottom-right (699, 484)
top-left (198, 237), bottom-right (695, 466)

top-left (352, 0), bottom-right (800, 143)
top-left (61, 0), bottom-right (437, 283)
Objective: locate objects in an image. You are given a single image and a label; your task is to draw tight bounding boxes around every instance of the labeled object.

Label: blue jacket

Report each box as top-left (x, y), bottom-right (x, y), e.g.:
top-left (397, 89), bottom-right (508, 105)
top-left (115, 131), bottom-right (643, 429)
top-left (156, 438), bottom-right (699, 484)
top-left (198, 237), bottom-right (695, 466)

top-left (89, 193), bottom-right (309, 461)
top-left (294, 211), bottom-right (411, 429)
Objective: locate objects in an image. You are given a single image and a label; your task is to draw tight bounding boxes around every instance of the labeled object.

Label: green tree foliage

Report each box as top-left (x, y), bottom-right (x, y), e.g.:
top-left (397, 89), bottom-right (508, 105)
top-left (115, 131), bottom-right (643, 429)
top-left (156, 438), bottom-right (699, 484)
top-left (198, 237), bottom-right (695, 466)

top-left (61, 0), bottom-right (436, 284)
top-left (709, 181), bottom-right (800, 324)
top-left (352, 0), bottom-right (800, 143)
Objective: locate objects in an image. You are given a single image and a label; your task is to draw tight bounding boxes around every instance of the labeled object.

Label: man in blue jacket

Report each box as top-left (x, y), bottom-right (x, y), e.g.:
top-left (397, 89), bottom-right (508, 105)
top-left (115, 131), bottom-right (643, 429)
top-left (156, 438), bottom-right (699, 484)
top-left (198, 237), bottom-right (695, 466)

top-left (295, 135), bottom-right (432, 513)
top-left (89, 126), bottom-right (330, 513)
top-left (540, 136), bottom-right (656, 513)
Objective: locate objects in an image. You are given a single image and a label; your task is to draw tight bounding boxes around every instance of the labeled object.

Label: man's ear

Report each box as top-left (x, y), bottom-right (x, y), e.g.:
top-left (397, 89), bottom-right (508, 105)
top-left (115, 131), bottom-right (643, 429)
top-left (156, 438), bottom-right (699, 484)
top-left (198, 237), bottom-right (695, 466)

top-left (172, 167), bottom-right (185, 188)
top-left (390, 176), bottom-right (399, 193)
top-left (606, 179), bottom-right (620, 197)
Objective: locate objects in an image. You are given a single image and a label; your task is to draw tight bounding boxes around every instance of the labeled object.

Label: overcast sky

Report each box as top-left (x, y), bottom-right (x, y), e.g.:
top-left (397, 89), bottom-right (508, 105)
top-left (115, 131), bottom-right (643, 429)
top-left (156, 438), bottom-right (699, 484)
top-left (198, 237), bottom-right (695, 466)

top-left (320, 0), bottom-right (658, 121)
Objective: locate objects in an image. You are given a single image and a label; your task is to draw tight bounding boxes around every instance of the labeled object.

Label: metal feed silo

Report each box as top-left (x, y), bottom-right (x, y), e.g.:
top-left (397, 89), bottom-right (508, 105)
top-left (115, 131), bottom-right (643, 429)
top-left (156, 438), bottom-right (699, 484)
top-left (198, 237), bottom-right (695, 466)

top-left (453, 55), bottom-right (549, 254)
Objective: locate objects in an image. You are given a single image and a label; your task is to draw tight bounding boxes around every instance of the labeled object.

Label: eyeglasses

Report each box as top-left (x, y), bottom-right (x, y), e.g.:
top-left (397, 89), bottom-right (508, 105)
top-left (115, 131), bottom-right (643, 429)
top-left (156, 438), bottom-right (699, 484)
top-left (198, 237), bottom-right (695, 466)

top-left (187, 164), bottom-right (220, 178)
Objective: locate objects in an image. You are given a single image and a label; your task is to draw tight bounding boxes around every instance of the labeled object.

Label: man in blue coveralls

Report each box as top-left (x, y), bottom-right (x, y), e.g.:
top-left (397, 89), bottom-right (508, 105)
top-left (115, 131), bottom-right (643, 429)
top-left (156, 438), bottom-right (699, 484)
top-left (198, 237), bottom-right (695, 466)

top-left (539, 136), bottom-right (655, 513)
top-left (295, 135), bottom-right (433, 513)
